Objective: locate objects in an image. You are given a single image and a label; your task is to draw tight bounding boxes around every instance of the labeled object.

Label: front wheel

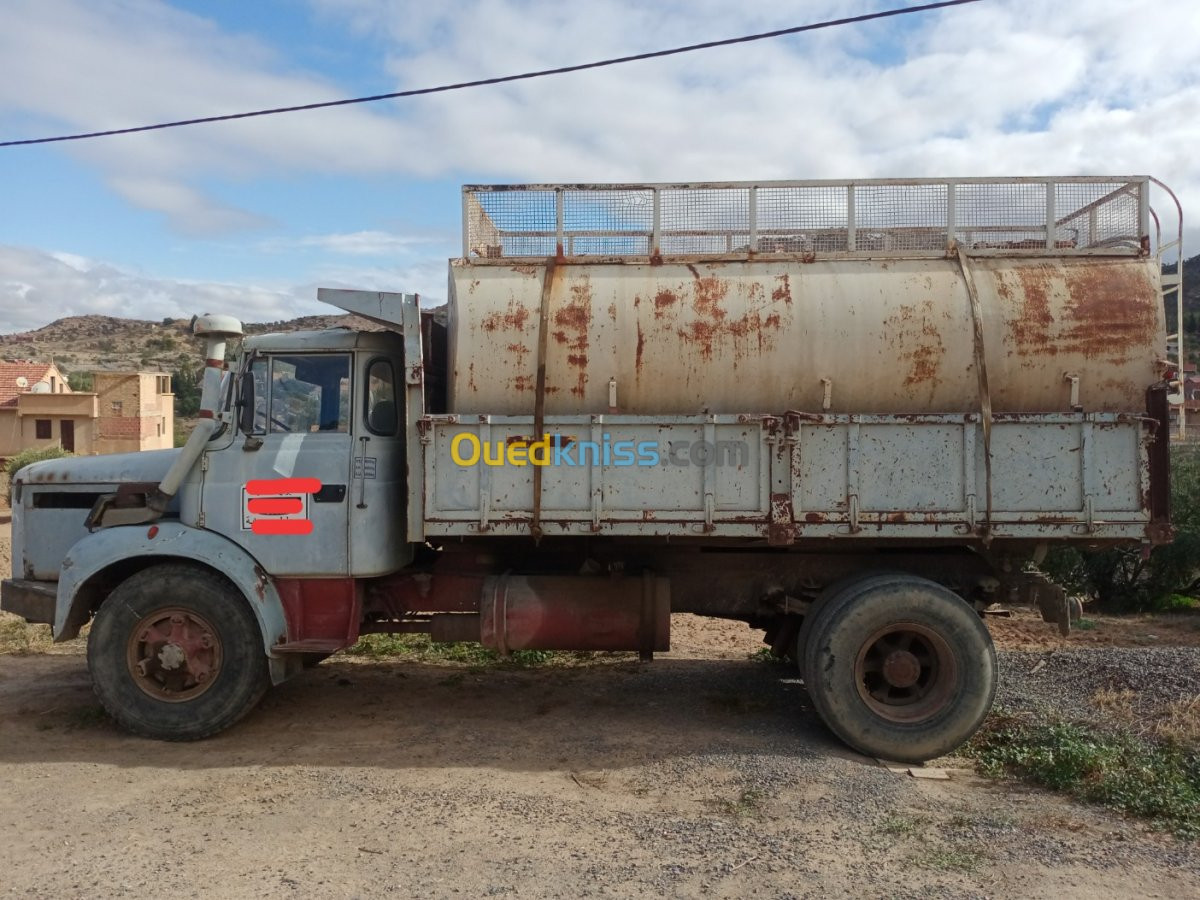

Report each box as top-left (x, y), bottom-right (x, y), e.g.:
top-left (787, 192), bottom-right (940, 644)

top-left (88, 563), bottom-right (270, 740)
top-left (801, 575), bottom-right (996, 763)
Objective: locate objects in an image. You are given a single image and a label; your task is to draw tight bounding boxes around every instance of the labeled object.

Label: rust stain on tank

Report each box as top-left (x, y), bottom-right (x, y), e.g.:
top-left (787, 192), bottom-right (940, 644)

top-left (506, 342), bottom-right (529, 367)
top-left (1060, 261), bottom-right (1158, 360)
top-left (771, 273), bottom-right (792, 304)
top-left (676, 278), bottom-right (786, 361)
top-left (480, 299), bottom-right (531, 333)
top-left (1009, 266), bottom-right (1057, 357)
top-left (884, 299), bottom-right (944, 390)
top-left (635, 323), bottom-right (645, 375)
top-left (653, 289), bottom-right (678, 318)
top-left (551, 277), bottom-right (592, 398)
top-left (1005, 261), bottom-right (1159, 364)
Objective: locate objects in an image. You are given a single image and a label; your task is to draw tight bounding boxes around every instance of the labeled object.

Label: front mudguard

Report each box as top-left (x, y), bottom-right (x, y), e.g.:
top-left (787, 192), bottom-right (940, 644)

top-left (55, 522), bottom-right (298, 684)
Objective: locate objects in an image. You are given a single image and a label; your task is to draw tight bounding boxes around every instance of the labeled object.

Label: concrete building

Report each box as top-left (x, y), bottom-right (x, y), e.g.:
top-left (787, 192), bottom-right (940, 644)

top-left (92, 372), bottom-right (174, 455)
top-left (0, 362), bottom-right (173, 460)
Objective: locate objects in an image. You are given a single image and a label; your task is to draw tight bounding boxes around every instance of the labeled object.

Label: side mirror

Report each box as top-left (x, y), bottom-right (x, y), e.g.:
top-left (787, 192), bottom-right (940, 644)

top-left (238, 367), bottom-right (262, 451)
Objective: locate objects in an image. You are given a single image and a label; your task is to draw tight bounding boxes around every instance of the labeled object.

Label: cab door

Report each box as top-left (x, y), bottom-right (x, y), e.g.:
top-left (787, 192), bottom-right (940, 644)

top-left (348, 353), bottom-right (409, 576)
top-left (200, 352), bottom-right (352, 576)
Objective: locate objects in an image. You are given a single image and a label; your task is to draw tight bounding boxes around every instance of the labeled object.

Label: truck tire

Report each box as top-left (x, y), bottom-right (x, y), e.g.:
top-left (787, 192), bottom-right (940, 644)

top-left (87, 563), bottom-right (270, 741)
top-left (800, 574), bottom-right (996, 763)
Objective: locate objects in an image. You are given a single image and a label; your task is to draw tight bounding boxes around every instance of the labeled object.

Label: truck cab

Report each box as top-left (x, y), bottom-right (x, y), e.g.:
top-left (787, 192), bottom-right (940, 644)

top-left (201, 328), bottom-right (410, 580)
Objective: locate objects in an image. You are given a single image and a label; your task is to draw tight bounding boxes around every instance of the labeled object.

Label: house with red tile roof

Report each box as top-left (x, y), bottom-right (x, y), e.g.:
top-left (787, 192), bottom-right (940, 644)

top-left (0, 361), bottom-right (173, 461)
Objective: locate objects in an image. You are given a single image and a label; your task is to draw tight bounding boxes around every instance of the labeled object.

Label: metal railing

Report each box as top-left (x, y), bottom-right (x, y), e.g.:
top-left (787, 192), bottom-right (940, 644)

top-left (463, 176), bottom-right (1151, 260)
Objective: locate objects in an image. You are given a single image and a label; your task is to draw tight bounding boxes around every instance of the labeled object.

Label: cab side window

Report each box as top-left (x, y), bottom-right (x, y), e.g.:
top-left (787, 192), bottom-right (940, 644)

top-left (247, 354), bottom-right (351, 434)
top-left (365, 359), bottom-right (397, 436)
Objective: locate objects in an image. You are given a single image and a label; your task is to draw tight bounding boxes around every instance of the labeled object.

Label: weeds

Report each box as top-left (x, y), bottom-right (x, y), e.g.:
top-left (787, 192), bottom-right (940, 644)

top-left (0, 614), bottom-right (53, 655)
top-left (710, 787), bottom-right (766, 818)
top-left (966, 712), bottom-right (1200, 839)
top-left (344, 633), bottom-right (599, 668)
top-left (908, 847), bottom-right (983, 873)
top-left (876, 812), bottom-right (929, 837)
top-left (1090, 689), bottom-right (1200, 748)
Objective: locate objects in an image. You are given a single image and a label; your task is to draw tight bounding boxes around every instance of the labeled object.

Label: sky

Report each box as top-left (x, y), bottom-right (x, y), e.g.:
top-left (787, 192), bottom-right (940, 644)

top-left (0, 0), bottom-right (1198, 333)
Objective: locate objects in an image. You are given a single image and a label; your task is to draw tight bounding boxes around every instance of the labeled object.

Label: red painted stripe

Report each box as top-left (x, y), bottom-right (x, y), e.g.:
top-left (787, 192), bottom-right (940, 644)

top-left (247, 497), bottom-right (304, 515)
top-left (246, 477), bottom-right (322, 496)
top-left (251, 518), bottom-right (314, 536)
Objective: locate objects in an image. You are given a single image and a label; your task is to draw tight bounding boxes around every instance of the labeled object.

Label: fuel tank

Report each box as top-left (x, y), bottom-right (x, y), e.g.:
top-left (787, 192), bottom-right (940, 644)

top-left (447, 255), bottom-right (1164, 415)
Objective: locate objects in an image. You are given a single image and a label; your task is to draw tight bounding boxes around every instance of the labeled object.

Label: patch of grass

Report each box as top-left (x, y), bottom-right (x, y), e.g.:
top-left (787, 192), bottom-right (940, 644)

top-left (967, 712), bottom-right (1200, 839)
top-left (710, 787), bottom-right (766, 818)
top-left (343, 633), bottom-right (594, 668)
top-left (750, 647), bottom-right (788, 665)
top-left (1075, 617), bottom-right (1097, 631)
top-left (909, 847), bottom-right (983, 873)
top-left (876, 812), bottom-right (930, 837)
top-left (0, 614), bottom-right (53, 655)
top-left (1163, 594), bottom-right (1199, 611)
top-left (1091, 689), bottom-right (1200, 749)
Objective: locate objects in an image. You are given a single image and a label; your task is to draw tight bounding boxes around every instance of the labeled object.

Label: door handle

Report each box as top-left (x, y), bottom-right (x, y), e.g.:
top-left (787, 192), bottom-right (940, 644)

top-left (356, 436), bottom-right (371, 509)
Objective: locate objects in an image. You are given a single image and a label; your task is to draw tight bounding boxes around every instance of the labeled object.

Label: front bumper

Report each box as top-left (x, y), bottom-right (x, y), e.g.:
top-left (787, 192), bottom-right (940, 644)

top-left (0, 579), bottom-right (56, 625)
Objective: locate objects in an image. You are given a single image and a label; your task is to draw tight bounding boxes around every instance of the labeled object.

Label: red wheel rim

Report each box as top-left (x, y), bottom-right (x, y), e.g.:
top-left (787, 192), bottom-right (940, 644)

top-left (125, 607), bottom-right (222, 702)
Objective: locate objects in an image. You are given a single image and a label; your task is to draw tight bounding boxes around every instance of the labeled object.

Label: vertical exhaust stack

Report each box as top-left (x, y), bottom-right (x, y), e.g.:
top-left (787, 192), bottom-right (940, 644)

top-left (193, 315), bottom-right (244, 419)
top-left (151, 315), bottom-right (244, 510)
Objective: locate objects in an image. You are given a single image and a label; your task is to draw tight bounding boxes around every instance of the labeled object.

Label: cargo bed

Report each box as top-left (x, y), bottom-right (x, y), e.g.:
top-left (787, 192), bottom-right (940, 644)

top-left (416, 410), bottom-right (1157, 543)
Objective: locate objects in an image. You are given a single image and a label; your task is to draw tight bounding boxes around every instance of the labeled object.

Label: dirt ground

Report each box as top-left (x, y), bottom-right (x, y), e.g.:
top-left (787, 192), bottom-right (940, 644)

top-left (2, 517), bottom-right (1200, 897)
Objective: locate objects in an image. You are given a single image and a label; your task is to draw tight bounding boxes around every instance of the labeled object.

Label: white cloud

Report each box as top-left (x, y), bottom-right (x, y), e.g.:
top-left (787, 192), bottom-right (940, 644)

top-left (0, 244), bottom-right (449, 334)
top-left (262, 230), bottom-right (443, 256)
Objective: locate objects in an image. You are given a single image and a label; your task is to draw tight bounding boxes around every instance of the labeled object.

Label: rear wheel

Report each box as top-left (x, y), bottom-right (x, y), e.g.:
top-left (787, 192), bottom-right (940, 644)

top-left (88, 563), bottom-right (269, 740)
top-left (800, 574), bottom-right (996, 763)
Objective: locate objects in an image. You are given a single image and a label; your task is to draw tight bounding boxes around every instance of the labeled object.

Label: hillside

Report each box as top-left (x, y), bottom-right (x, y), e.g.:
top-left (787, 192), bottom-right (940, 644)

top-left (1164, 253), bottom-right (1200, 359)
top-left (0, 312), bottom-right (386, 378)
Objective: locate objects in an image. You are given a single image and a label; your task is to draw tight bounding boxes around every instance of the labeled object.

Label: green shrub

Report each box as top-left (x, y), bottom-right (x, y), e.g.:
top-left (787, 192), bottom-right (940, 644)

top-left (968, 713), bottom-right (1200, 839)
top-left (1042, 443), bottom-right (1200, 612)
top-left (3, 446), bottom-right (72, 505)
top-left (67, 371), bottom-right (93, 392)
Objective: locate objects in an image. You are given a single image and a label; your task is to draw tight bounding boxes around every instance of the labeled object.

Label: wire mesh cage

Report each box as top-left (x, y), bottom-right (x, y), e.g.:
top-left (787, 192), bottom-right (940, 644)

top-left (463, 178), bottom-right (1148, 259)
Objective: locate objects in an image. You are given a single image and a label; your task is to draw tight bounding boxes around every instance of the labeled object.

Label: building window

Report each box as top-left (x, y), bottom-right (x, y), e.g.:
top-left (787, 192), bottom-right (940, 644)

top-left (111, 401), bottom-right (123, 415)
top-left (50, 376), bottom-right (56, 392)
top-left (35, 419), bottom-right (51, 439)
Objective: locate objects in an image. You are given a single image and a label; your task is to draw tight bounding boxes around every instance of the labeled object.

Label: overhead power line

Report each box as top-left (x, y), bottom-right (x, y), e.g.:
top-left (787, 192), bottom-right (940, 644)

top-left (1, 0), bottom-right (982, 149)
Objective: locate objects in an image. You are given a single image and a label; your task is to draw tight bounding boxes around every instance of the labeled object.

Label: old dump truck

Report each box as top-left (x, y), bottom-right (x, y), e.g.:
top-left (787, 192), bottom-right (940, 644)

top-left (0, 177), bottom-right (1181, 762)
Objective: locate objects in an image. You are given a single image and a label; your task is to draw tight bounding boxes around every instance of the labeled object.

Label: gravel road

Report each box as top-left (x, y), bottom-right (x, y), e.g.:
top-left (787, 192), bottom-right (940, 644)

top-left (2, 634), bottom-right (1199, 898)
top-left (998, 646), bottom-right (1200, 724)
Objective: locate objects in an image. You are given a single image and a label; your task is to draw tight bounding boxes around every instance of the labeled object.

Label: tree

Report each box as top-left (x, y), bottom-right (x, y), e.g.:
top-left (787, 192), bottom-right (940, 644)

top-left (1043, 444), bottom-right (1200, 611)
top-left (67, 371), bottom-right (93, 392)
top-left (171, 362), bottom-right (201, 417)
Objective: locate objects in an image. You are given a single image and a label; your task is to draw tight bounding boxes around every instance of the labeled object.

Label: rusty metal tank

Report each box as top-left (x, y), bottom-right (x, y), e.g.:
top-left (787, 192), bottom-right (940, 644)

top-left (446, 255), bottom-right (1164, 415)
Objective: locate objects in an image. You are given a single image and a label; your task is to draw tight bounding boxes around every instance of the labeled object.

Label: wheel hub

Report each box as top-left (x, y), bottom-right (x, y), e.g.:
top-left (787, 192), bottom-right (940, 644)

top-left (126, 608), bottom-right (222, 702)
top-left (881, 650), bottom-right (921, 688)
top-left (854, 622), bottom-right (957, 724)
